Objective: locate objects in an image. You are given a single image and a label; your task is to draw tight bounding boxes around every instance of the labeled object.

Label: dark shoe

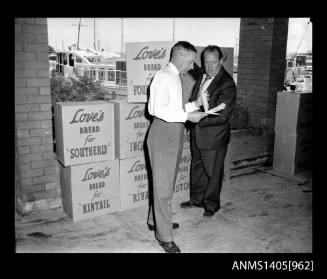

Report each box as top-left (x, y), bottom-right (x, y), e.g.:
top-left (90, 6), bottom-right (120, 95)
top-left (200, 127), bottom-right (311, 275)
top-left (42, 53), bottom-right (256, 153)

top-left (148, 223), bottom-right (179, 231)
top-left (159, 241), bottom-right (181, 253)
top-left (203, 210), bottom-right (215, 218)
top-left (180, 200), bottom-right (203, 208)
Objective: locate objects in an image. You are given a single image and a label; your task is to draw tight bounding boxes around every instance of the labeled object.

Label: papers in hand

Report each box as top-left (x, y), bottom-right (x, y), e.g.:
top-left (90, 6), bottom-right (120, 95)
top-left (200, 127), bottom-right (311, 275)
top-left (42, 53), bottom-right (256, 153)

top-left (206, 103), bottom-right (225, 115)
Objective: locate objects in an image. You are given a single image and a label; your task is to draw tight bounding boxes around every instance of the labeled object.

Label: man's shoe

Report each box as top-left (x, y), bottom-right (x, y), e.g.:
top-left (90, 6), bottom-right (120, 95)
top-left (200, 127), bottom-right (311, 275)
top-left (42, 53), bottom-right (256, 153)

top-left (159, 241), bottom-right (181, 253)
top-left (148, 223), bottom-right (179, 231)
top-left (180, 200), bottom-right (203, 208)
top-left (203, 210), bottom-right (215, 218)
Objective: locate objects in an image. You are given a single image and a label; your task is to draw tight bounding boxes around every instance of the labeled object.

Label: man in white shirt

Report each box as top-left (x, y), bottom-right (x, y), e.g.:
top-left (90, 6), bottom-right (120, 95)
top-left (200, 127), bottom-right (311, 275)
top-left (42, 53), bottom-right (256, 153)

top-left (147, 41), bottom-right (207, 253)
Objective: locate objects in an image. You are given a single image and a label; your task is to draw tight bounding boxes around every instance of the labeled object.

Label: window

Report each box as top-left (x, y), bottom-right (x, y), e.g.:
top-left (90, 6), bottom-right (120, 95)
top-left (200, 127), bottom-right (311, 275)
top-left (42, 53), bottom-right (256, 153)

top-left (121, 71), bottom-right (127, 85)
top-left (99, 68), bottom-right (105, 81)
top-left (107, 70), bottom-right (115, 81)
top-left (90, 68), bottom-right (96, 79)
top-left (116, 60), bottom-right (127, 85)
top-left (295, 56), bottom-right (306, 67)
top-left (63, 53), bottom-right (67, 65)
top-left (76, 55), bottom-right (83, 63)
top-left (116, 60), bottom-right (126, 71)
top-left (69, 54), bottom-right (74, 67)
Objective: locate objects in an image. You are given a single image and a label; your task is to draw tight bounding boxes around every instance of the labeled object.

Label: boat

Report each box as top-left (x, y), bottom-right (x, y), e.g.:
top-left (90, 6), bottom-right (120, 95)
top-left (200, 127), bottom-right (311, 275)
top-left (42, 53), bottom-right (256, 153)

top-left (284, 51), bottom-right (312, 91)
top-left (51, 44), bottom-right (127, 94)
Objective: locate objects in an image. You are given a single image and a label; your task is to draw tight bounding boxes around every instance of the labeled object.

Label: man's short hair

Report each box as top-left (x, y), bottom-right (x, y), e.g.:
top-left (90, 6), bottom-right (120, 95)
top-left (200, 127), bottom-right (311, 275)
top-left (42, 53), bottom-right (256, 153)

top-left (170, 41), bottom-right (197, 61)
top-left (202, 45), bottom-right (223, 59)
top-left (200, 45), bottom-right (223, 67)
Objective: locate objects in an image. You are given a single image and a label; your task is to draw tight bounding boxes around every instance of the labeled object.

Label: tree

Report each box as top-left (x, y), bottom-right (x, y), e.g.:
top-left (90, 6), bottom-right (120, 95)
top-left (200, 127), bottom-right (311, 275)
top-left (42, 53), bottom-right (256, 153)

top-left (50, 71), bottom-right (106, 103)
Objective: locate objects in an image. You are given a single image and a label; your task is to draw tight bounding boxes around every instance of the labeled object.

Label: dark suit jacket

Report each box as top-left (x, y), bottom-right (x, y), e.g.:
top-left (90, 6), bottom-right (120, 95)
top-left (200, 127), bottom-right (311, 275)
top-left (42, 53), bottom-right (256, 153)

top-left (190, 66), bottom-right (237, 150)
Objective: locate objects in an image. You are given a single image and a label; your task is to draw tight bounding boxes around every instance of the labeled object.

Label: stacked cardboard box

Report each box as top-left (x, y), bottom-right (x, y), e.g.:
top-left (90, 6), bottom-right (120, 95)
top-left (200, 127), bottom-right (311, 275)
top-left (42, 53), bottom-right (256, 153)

top-left (106, 96), bottom-right (150, 211)
top-left (119, 146), bottom-right (191, 211)
top-left (54, 101), bottom-right (116, 166)
top-left (106, 96), bottom-right (191, 211)
top-left (173, 148), bottom-right (191, 198)
top-left (273, 91), bottom-right (312, 174)
top-left (59, 160), bottom-right (120, 222)
top-left (54, 101), bottom-right (120, 222)
top-left (119, 155), bottom-right (149, 210)
top-left (108, 96), bottom-right (150, 159)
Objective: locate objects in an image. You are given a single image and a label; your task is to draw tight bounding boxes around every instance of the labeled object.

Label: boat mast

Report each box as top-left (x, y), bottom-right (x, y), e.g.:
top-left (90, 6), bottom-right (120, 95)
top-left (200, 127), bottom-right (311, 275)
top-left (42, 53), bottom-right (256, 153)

top-left (121, 18), bottom-right (124, 56)
top-left (93, 18), bottom-right (96, 50)
top-left (294, 20), bottom-right (310, 58)
top-left (72, 18), bottom-right (87, 50)
top-left (173, 18), bottom-right (175, 41)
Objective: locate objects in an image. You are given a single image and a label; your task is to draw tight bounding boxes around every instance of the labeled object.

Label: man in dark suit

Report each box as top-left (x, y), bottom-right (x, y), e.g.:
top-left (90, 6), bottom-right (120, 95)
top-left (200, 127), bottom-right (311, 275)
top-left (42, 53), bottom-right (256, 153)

top-left (180, 45), bottom-right (237, 218)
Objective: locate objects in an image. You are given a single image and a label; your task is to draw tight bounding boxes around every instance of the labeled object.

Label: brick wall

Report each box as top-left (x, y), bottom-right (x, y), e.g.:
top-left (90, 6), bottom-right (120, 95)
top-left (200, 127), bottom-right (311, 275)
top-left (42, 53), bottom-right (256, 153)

top-left (237, 18), bottom-right (289, 129)
top-left (15, 18), bottom-right (61, 213)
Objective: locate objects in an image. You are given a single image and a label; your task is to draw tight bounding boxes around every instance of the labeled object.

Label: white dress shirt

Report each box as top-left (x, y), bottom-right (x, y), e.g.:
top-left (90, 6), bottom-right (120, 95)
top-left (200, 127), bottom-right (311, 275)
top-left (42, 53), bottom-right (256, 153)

top-left (148, 62), bottom-right (197, 123)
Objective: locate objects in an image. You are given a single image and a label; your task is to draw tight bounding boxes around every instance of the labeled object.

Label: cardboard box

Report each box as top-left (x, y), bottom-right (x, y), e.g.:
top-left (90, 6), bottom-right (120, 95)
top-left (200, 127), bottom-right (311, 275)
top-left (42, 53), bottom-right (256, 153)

top-left (173, 148), bottom-right (191, 198)
top-left (126, 41), bottom-right (234, 103)
top-left (120, 147), bottom-right (191, 211)
top-left (59, 159), bottom-right (120, 222)
top-left (273, 129), bottom-right (312, 174)
top-left (54, 101), bottom-right (116, 166)
top-left (274, 91), bottom-right (312, 134)
top-left (119, 155), bottom-right (149, 211)
top-left (106, 95), bottom-right (189, 159)
top-left (126, 41), bottom-right (175, 103)
top-left (183, 128), bottom-right (190, 149)
top-left (105, 96), bottom-right (150, 160)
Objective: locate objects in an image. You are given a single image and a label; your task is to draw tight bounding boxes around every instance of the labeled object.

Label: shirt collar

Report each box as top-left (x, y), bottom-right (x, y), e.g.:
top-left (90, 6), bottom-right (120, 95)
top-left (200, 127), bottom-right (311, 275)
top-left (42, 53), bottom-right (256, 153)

top-left (168, 62), bottom-right (180, 76)
top-left (204, 73), bottom-right (214, 80)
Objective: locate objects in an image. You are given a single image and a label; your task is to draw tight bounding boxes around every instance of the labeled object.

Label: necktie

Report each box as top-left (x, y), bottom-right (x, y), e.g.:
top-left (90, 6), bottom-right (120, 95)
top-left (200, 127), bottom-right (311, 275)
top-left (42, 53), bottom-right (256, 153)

top-left (198, 75), bottom-right (211, 98)
top-left (198, 75), bottom-right (211, 111)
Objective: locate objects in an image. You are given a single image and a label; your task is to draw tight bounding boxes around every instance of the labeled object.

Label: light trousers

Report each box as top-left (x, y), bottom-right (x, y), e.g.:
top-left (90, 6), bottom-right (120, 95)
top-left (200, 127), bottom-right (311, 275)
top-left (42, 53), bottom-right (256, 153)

top-left (147, 118), bottom-right (184, 242)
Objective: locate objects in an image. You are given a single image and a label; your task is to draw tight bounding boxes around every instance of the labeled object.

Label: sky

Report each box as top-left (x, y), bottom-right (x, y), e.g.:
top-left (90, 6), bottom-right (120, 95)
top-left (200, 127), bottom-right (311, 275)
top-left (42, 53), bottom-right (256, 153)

top-left (47, 18), bottom-right (312, 56)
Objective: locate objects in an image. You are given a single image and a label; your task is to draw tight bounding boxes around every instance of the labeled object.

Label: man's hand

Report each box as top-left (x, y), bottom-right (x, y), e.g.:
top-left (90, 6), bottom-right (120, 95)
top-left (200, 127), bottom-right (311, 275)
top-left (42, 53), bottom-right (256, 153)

top-left (187, 111), bottom-right (208, 123)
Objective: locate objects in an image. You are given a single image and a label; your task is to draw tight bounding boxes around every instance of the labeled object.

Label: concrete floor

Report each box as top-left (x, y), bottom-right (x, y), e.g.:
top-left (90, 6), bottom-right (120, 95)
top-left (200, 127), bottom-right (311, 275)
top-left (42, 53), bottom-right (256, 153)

top-left (15, 166), bottom-right (312, 253)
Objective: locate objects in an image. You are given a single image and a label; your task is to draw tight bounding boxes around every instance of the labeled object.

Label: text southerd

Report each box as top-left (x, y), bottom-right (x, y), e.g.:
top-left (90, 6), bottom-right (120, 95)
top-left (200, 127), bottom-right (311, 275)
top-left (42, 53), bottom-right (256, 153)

top-left (70, 145), bottom-right (108, 159)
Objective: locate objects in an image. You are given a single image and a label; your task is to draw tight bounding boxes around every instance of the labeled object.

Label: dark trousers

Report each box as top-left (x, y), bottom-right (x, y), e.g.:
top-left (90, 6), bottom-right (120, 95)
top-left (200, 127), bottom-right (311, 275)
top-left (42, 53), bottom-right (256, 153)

top-left (190, 139), bottom-right (228, 212)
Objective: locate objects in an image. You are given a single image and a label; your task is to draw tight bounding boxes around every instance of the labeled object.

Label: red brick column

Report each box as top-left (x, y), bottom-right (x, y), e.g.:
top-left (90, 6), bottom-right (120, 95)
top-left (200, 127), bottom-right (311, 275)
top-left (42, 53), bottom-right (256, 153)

top-left (237, 18), bottom-right (289, 129)
top-left (15, 18), bottom-right (61, 213)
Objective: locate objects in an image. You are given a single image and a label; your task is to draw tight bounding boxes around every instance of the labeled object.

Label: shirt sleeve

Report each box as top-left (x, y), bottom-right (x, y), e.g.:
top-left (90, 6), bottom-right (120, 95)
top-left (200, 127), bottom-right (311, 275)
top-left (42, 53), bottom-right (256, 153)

top-left (148, 72), bottom-right (188, 123)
